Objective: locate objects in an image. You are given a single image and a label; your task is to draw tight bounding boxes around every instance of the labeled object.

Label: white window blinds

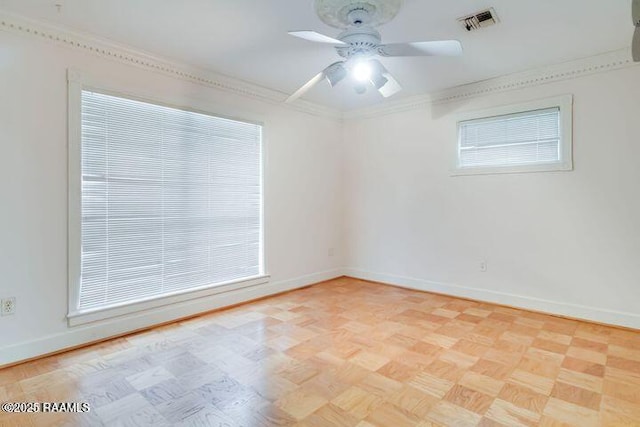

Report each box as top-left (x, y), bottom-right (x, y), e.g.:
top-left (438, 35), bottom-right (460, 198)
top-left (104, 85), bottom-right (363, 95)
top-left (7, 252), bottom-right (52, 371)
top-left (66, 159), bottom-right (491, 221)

top-left (458, 107), bottom-right (561, 169)
top-left (79, 90), bottom-right (262, 311)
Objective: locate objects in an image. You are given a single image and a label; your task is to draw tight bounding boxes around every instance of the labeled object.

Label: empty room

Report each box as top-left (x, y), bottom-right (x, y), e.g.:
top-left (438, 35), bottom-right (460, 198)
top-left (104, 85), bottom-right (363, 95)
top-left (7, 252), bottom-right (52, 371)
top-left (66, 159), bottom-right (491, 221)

top-left (1, 0), bottom-right (639, 426)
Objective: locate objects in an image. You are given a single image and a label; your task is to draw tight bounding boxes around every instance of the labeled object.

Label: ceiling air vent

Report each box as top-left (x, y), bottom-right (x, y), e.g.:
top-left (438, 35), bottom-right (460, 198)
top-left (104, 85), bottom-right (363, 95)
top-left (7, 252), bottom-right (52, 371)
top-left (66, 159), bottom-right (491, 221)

top-left (458, 8), bottom-right (499, 32)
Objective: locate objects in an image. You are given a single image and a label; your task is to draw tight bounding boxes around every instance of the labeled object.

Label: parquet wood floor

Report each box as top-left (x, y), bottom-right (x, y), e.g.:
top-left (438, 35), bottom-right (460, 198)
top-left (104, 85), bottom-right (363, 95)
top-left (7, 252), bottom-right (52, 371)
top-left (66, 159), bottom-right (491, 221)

top-left (2, 277), bottom-right (640, 426)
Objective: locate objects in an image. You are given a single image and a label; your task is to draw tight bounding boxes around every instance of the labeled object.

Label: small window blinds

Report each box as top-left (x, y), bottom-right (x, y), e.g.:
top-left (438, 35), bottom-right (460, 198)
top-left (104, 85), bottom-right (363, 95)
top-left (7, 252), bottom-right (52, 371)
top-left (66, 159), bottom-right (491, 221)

top-left (458, 107), bottom-right (561, 169)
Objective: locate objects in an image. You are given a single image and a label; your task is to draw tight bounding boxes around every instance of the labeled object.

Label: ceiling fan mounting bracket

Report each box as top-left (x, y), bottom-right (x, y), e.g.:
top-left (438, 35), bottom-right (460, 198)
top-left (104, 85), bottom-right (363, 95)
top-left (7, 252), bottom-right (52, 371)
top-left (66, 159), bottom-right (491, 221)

top-left (315, 0), bottom-right (403, 29)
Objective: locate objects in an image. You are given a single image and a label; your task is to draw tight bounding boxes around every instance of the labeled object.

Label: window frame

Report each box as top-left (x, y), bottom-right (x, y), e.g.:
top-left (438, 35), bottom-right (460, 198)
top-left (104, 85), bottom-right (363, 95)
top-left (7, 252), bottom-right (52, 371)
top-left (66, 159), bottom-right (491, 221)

top-left (451, 95), bottom-right (573, 176)
top-left (67, 69), bottom-right (268, 327)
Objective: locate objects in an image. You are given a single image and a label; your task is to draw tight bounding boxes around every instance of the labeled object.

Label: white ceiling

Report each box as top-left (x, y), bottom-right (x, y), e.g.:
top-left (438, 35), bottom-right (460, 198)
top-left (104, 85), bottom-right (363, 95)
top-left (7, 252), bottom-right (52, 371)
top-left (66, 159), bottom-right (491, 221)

top-left (0, 0), bottom-right (633, 110)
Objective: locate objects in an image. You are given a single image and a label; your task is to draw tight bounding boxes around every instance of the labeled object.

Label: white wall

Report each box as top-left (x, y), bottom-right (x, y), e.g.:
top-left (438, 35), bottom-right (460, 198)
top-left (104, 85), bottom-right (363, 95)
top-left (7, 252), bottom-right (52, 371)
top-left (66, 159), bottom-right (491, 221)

top-left (343, 65), bottom-right (640, 328)
top-left (0, 29), bottom-right (344, 365)
top-left (2, 17), bottom-right (639, 367)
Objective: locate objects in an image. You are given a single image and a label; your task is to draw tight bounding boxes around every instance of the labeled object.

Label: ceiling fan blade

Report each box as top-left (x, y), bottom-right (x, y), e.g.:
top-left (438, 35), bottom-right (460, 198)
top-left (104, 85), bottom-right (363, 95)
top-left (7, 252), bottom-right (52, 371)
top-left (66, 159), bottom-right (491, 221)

top-left (288, 31), bottom-right (346, 45)
top-left (286, 62), bottom-right (347, 103)
top-left (285, 71), bottom-right (326, 103)
top-left (634, 27), bottom-right (640, 62)
top-left (370, 59), bottom-right (402, 98)
top-left (378, 40), bottom-right (463, 57)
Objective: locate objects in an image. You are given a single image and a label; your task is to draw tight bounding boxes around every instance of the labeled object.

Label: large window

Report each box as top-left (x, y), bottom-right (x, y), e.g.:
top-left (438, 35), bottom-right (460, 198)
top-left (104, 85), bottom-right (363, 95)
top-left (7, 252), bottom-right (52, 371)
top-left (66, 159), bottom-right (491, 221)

top-left (69, 86), bottom-right (264, 323)
top-left (453, 95), bottom-right (573, 175)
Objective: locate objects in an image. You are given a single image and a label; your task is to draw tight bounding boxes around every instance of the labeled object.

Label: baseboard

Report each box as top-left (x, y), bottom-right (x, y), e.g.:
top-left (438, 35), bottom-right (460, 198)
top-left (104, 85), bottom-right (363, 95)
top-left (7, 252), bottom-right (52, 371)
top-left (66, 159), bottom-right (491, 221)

top-left (1, 268), bottom-right (344, 367)
top-left (344, 268), bottom-right (640, 330)
top-left (6, 267), bottom-right (636, 367)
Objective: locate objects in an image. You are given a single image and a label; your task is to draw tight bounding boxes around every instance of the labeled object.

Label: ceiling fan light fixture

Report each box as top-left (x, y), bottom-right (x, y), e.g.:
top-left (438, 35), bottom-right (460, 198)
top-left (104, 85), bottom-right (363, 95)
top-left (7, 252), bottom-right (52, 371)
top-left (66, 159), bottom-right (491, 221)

top-left (352, 60), bottom-right (373, 82)
top-left (370, 72), bottom-right (388, 90)
top-left (285, 0), bottom-right (461, 101)
top-left (378, 72), bottom-right (401, 97)
top-left (325, 62), bottom-right (348, 86)
top-left (354, 82), bottom-right (368, 94)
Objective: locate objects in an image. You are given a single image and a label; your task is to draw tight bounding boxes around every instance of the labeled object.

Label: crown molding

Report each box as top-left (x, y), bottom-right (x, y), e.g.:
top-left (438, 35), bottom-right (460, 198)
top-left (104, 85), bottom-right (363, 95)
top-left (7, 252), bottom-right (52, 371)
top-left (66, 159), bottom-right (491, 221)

top-left (2, 10), bottom-right (637, 122)
top-left (342, 93), bottom-right (432, 120)
top-left (0, 11), bottom-right (342, 120)
top-left (430, 48), bottom-right (636, 104)
top-left (344, 47), bottom-right (638, 120)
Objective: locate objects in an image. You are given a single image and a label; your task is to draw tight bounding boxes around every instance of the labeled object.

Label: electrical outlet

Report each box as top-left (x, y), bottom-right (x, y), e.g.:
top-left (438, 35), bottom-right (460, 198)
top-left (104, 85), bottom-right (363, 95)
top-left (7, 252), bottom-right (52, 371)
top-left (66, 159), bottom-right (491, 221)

top-left (328, 248), bottom-right (335, 257)
top-left (479, 261), bottom-right (487, 272)
top-left (1, 297), bottom-right (16, 316)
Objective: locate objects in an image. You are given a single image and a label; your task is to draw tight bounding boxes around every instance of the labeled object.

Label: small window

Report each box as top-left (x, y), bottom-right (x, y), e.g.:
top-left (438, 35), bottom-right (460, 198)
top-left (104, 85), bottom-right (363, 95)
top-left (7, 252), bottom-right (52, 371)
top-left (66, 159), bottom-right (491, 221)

top-left (453, 95), bottom-right (573, 175)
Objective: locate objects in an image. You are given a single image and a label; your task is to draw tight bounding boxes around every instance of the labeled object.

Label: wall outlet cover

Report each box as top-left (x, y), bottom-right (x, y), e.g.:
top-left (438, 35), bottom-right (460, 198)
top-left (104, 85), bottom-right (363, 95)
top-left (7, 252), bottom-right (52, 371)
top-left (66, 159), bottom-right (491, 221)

top-left (1, 297), bottom-right (16, 316)
top-left (480, 261), bottom-right (488, 272)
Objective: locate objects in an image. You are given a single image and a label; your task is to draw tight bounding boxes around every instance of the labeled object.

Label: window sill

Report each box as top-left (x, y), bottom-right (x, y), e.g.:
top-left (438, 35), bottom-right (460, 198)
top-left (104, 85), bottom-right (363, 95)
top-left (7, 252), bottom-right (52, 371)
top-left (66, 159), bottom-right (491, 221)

top-left (450, 161), bottom-right (573, 176)
top-left (67, 274), bottom-right (270, 327)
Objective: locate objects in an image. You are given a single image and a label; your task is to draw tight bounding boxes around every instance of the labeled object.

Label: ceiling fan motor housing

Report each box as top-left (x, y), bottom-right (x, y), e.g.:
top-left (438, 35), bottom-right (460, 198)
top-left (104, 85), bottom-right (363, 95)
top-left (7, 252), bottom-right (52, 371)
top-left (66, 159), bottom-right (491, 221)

top-left (336, 27), bottom-right (382, 58)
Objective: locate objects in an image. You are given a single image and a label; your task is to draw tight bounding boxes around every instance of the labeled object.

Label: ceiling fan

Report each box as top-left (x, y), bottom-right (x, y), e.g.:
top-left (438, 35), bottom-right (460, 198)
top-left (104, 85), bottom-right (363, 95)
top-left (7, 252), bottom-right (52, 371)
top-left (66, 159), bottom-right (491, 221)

top-left (285, 0), bottom-right (462, 103)
top-left (634, 0), bottom-right (640, 61)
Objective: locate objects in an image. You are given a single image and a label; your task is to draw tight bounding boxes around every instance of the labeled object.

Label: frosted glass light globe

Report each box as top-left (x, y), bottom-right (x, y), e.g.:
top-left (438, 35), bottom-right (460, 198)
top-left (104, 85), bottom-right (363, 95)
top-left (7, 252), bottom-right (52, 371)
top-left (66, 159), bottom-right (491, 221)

top-left (352, 61), bottom-right (372, 82)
